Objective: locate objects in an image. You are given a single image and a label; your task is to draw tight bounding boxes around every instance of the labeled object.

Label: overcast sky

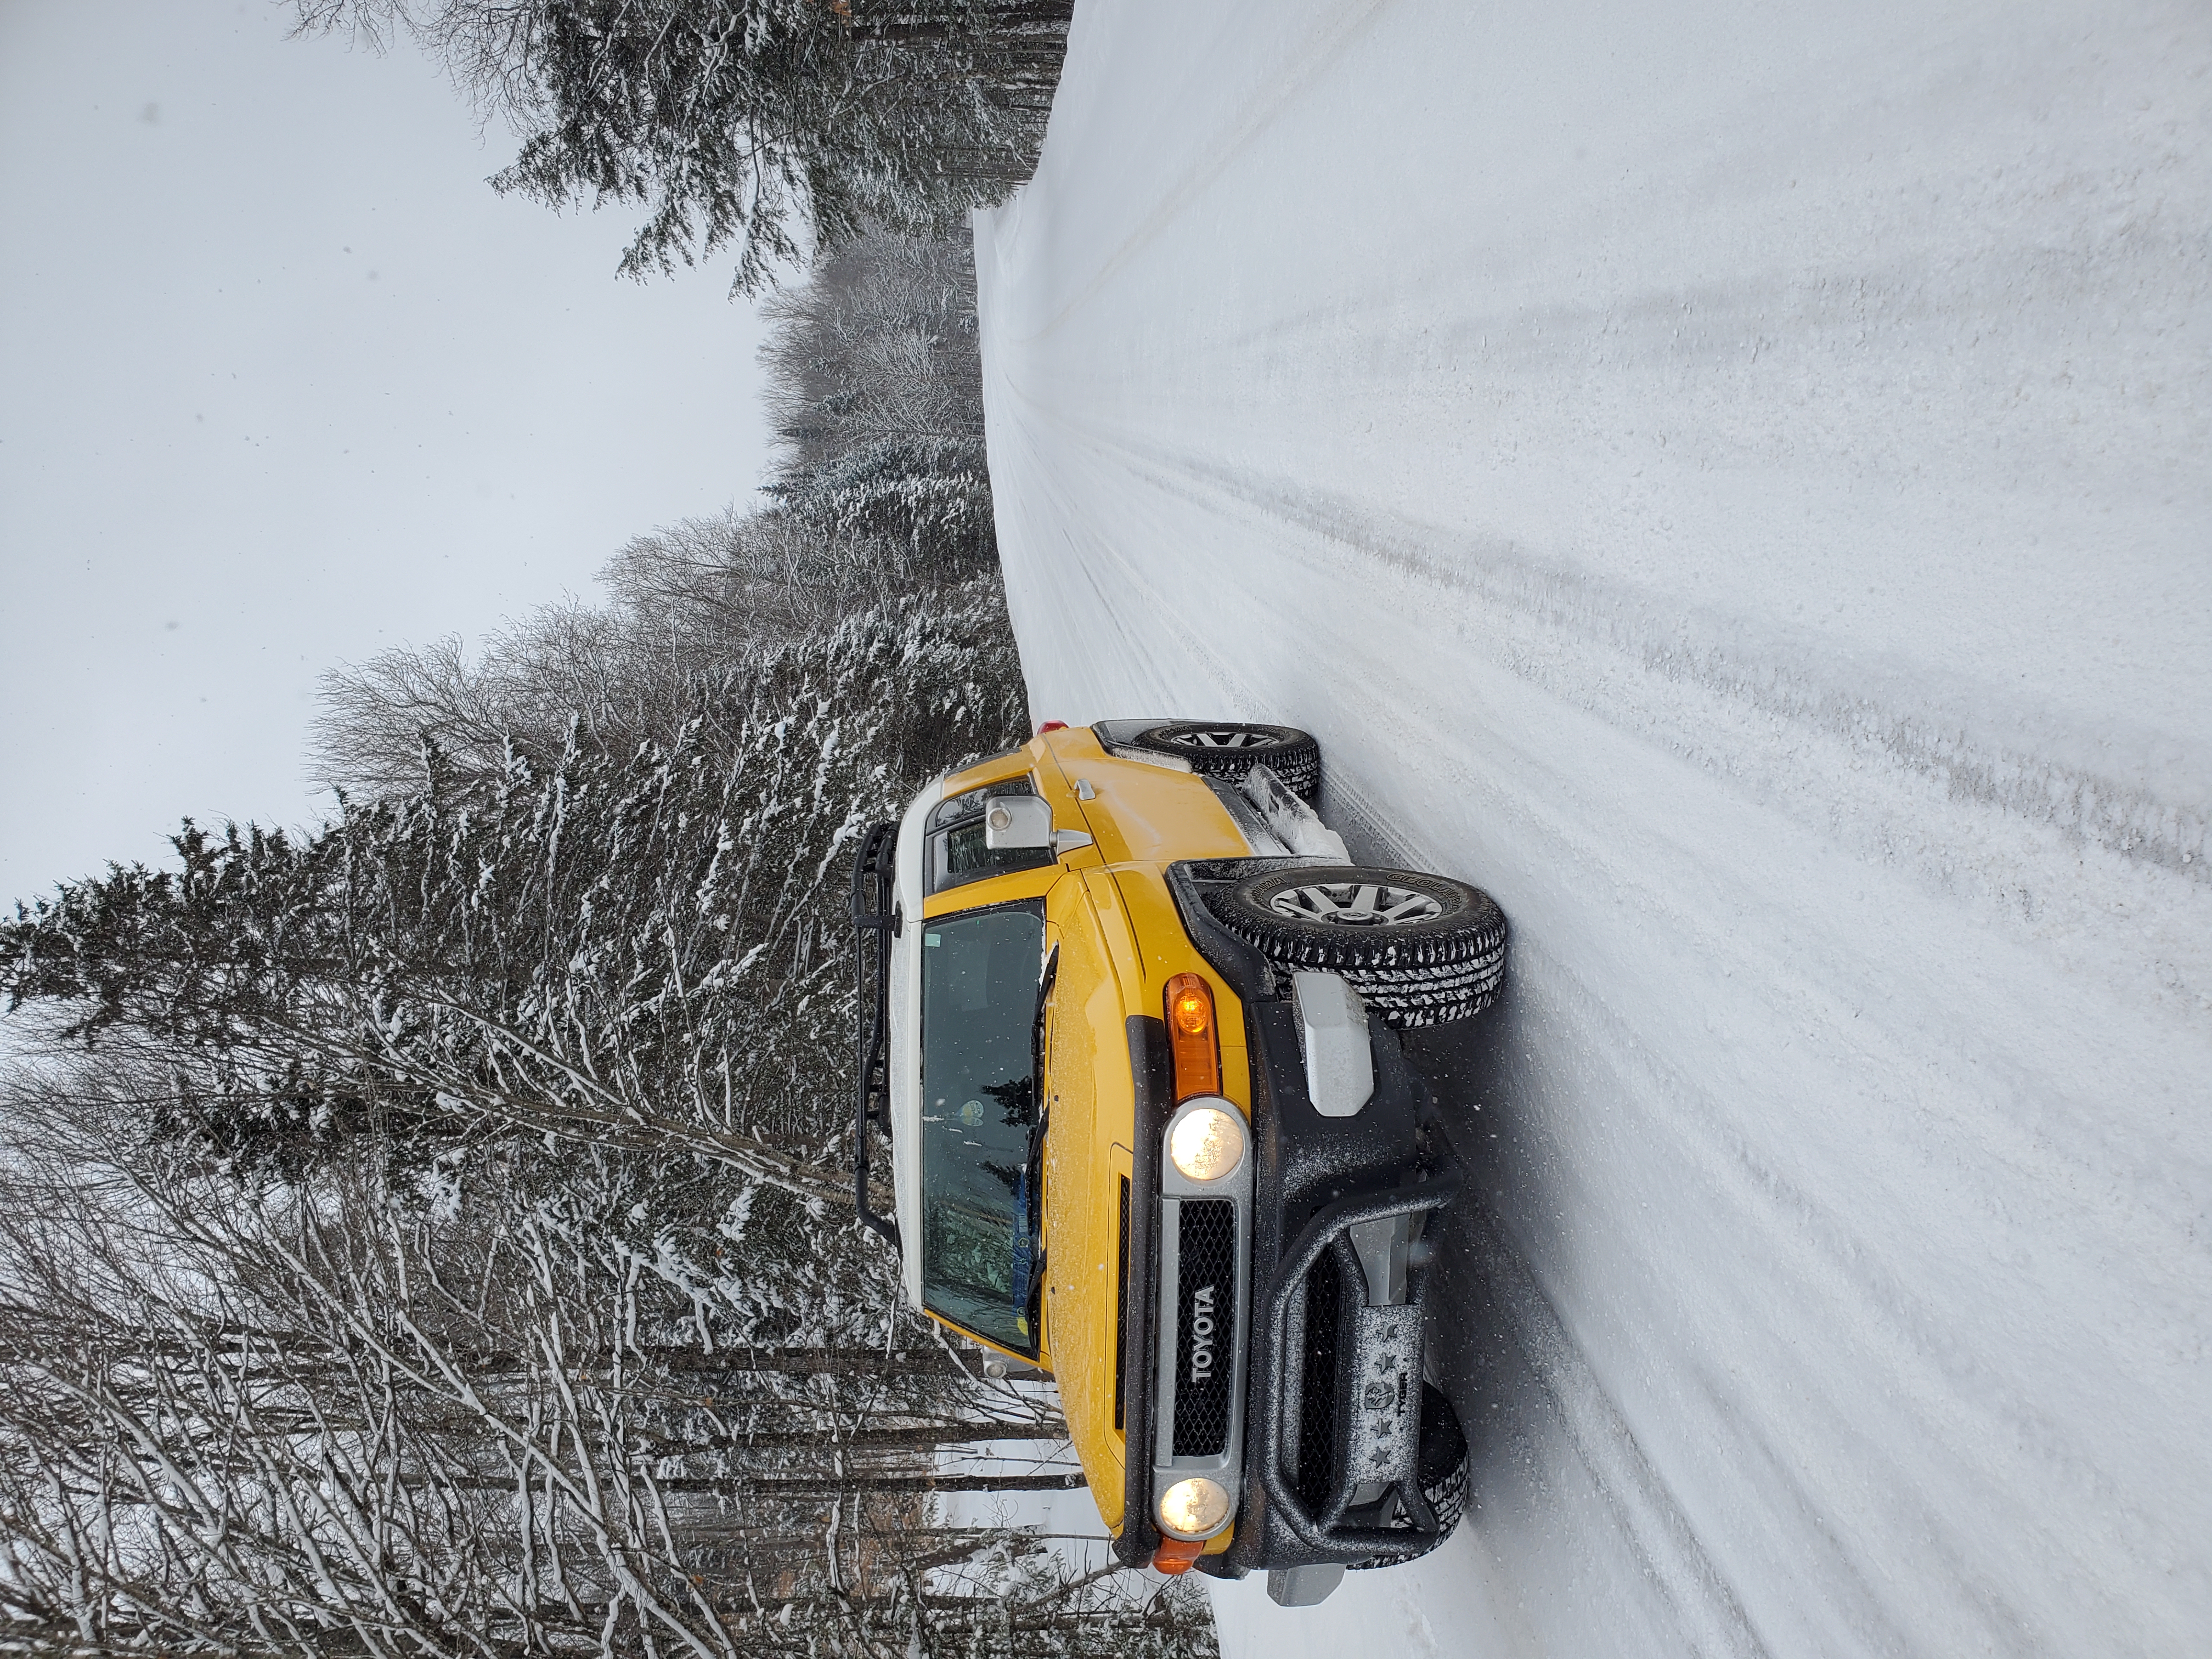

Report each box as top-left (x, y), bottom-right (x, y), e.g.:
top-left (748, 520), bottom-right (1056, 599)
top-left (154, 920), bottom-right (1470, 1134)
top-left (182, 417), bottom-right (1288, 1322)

top-left (0, 0), bottom-right (774, 905)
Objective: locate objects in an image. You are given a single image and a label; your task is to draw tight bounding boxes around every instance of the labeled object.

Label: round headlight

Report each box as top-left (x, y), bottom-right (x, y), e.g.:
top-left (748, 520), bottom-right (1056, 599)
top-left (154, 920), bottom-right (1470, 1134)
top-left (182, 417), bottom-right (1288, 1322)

top-left (1157, 1475), bottom-right (1233, 1538)
top-left (1169, 1105), bottom-right (1245, 1183)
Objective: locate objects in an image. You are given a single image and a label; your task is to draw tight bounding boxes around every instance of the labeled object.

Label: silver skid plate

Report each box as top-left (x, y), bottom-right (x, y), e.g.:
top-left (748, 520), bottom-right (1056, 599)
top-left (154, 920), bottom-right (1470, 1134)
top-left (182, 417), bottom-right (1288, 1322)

top-left (1342, 1302), bottom-right (1423, 1490)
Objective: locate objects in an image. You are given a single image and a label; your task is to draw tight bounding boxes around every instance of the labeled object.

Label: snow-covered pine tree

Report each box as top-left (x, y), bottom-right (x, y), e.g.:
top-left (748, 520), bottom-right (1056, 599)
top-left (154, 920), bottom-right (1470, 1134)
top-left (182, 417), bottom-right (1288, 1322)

top-left (292, 1), bottom-right (1074, 294)
top-left (754, 232), bottom-right (998, 601)
top-left (2, 587), bottom-right (1023, 1189)
top-left (760, 231), bottom-right (987, 469)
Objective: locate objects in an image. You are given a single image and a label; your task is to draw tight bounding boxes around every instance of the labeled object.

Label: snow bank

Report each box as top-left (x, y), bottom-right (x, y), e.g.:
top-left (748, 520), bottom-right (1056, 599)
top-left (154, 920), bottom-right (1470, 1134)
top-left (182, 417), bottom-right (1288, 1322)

top-left (975, 1), bottom-right (2211, 1653)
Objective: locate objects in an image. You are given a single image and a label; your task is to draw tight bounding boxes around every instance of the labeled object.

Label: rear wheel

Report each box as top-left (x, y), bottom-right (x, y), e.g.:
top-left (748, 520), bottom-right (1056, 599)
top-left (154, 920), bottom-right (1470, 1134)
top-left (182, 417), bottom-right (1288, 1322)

top-left (1126, 721), bottom-right (1321, 803)
top-left (1205, 865), bottom-right (1507, 1028)
top-left (1350, 1384), bottom-right (1469, 1570)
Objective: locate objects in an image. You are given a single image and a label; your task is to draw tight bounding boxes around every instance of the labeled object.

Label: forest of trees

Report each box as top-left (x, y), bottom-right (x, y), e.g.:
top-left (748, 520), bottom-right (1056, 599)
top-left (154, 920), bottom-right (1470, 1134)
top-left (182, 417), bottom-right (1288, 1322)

top-left (1, 192), bottom-right (1215, 1659)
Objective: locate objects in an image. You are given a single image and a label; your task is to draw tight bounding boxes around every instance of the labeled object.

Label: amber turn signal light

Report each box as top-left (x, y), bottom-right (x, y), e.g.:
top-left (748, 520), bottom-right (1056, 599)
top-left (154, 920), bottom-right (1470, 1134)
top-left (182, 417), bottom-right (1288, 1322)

top-left (1164, 972), bottom-right (1220, 1100)
top-left (1152, 1536), bottom-right (1205, 1574)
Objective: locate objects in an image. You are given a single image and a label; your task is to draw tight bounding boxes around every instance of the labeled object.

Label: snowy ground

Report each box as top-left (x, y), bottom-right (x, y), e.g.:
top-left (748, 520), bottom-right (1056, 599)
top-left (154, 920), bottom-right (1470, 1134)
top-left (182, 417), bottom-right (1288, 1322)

top-left (972, 3), bottom-right (2210, 1655)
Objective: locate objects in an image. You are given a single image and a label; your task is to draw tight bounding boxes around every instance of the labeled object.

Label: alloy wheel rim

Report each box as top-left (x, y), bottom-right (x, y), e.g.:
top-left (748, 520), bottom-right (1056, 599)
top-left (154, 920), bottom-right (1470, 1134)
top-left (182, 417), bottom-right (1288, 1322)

top-left (1162, 727), bottom-right (1273, 750)
top-left (1268, 882), bottom-right (1444, 927)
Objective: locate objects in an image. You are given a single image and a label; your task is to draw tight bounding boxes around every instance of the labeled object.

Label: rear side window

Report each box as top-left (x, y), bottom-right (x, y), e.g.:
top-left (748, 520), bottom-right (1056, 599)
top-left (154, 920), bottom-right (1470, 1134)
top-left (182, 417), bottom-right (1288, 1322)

top-left (925, 779), bottom-right (1056, 895)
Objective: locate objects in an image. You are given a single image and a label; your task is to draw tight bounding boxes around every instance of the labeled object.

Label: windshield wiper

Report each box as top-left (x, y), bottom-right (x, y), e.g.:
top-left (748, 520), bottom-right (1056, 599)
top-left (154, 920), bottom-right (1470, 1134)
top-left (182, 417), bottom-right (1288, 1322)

top-left (1011, 946), bottom-right (1059, 1325)
top-left (1011, 1091), bottom-right (1051, 1299)
top-left (1031, 944), bottom-right (1059, 1086)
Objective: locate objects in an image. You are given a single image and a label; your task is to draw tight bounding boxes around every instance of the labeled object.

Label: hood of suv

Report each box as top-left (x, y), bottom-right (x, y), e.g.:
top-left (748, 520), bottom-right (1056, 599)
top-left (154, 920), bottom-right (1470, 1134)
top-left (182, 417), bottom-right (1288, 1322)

top-left (1039, 879), bottom-right (1143, 1524)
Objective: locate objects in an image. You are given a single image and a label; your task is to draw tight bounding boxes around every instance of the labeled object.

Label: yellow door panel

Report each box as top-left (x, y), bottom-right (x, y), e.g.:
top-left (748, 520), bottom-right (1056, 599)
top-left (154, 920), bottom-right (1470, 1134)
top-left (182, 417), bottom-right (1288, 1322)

top-left (918, 725), bottom-right (1269, 1556)
top-left (919, 861), bottom-right (1057, 920)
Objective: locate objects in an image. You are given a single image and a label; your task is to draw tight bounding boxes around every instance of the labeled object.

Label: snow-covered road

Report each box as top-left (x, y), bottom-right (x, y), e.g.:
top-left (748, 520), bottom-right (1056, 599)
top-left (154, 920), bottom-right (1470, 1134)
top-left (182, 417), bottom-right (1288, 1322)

top-left (973, 2), bottom-right (2210, 1654)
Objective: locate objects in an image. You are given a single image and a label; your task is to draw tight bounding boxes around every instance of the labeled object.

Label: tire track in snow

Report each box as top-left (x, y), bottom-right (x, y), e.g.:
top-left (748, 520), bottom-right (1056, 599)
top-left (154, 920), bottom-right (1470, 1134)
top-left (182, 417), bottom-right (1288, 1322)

top-left (1436, 1189), bottom-right (1775, 1659)
top-left (1038, 419), bottom-right (2212, 1018)
top-left (1021, 0), bottom-right (1394, 346)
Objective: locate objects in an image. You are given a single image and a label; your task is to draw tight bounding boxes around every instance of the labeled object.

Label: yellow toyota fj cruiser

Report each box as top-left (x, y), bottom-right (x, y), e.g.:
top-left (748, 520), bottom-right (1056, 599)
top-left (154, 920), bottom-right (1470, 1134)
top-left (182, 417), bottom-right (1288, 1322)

top-left (850, 721), bottom-right (1506, 1606)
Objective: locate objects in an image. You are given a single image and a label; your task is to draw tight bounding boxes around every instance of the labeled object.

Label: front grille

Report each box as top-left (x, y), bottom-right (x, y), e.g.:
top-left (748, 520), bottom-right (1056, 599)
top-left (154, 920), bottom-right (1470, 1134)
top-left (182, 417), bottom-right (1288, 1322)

top-left (1172, 1200), bottom-right (1237, 1457)
top-left (1295, 1243), bottom-right (1343, 1508)
top-left (1114, 1177), bottom-right (1131, 1432)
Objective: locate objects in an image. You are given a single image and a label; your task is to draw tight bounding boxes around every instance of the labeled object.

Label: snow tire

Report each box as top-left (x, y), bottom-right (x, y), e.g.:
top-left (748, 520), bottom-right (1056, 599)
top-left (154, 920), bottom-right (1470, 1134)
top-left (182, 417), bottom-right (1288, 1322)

top-left (1205, 865), bottom-right (1506, 1028)
top-left (1348, 1385), bottom-right (1469, 1570)
top-left (1126, 721), bottom-right (1322, 803)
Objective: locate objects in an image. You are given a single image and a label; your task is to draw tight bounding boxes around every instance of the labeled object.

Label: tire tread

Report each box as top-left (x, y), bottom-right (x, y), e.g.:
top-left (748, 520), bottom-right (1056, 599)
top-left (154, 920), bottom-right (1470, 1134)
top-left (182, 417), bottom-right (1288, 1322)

top-left (1204, 865), bottom-right (1508, 1028)
top-left (1128, 721), bottom-right (1323, 804)
top-left (1348, 1385), bottom-right (1468, 1570)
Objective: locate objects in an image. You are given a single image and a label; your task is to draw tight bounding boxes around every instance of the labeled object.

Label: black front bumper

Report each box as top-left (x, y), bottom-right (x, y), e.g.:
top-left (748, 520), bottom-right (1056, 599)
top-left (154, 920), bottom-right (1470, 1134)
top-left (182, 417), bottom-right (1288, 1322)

top-left (1111, 861), bottom-right (1460, 1576)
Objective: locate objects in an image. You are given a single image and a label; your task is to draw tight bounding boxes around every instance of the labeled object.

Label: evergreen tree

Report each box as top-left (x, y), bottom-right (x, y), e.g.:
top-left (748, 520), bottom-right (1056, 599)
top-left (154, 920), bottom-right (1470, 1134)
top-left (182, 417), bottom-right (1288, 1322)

top-left (759, 232), bottom-right (987, 467)
top-left (295, 1), bottom-right (1073, 292)
top-left (3, 587), bottom-right (1025, 1190)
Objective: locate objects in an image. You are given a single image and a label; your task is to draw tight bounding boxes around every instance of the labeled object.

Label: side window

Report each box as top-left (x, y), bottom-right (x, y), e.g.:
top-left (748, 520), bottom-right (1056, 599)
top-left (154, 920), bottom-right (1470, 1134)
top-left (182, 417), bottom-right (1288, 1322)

top-left (916, 900), bottom-right (1049, 1355)
top-left (926, 778), bottom-right (1057, 896)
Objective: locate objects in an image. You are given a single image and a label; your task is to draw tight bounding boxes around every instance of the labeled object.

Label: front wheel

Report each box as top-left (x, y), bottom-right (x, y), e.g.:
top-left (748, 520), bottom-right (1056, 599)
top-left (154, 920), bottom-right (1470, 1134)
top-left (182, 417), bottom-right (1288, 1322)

top-left (1349, 1384), bottom-right (1469, 1570)
top-left (1204, 865), bottom-right (1506, 1028)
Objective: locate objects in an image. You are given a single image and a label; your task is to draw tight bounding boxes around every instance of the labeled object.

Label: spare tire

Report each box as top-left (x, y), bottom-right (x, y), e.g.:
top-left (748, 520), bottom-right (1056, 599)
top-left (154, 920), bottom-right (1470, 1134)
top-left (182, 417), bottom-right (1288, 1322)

top-left (1204, 864), bottom-right (1506, 1028)
top-left (1125, 721), bottom-right (1321, 803)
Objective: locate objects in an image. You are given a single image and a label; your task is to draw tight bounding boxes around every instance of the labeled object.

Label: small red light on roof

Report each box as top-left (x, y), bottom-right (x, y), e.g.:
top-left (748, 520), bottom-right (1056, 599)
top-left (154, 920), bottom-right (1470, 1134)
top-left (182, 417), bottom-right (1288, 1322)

top-left (1037, 721), bottom-right (1069, 733)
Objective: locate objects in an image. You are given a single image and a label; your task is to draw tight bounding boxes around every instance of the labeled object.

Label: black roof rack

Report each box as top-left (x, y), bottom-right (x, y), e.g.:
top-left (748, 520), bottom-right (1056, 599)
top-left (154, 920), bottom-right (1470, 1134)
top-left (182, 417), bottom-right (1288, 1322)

top-left (850, 821), bottom-right (901, 1251)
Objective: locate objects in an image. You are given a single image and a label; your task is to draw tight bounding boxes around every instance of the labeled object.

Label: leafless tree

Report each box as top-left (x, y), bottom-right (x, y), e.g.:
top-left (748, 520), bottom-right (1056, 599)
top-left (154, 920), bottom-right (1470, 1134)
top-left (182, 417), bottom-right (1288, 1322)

top-left (759, 232), bottom-right (985, 467)
top-left (309, 227), bottom-right (998, 804)
top-left (0, 1069), bottom-right (1131, 1659)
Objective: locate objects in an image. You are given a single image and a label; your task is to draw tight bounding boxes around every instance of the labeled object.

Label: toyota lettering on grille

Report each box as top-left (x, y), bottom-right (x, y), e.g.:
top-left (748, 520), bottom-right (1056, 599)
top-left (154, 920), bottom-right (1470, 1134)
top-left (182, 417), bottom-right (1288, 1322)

top-left (1188, 1284), bottom-right (1216, 1384)
top-left (1172, 1199), bottom-right (1236, 1458)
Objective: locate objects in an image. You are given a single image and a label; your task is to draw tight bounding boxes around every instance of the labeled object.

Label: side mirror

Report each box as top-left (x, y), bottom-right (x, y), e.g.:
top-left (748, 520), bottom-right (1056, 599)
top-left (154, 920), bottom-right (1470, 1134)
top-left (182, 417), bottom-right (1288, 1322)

top-left (983, 793), bottom-right (1054, 850)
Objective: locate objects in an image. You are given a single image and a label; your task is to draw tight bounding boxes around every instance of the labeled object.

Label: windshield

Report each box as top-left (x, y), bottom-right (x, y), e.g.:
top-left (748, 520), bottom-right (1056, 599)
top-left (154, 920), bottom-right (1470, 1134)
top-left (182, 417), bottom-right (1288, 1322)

top-left (918, 901), bottom-right (1047, 1355)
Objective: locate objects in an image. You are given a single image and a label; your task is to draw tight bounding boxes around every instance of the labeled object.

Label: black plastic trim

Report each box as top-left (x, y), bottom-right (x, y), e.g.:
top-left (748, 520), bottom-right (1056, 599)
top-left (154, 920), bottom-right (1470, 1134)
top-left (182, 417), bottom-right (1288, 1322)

top-left (1114, 1176), bottom-right (1131, 1433)
top-left (1172, 1199), bottom-right (1240, 1457)
top-left (850, 822), bottom-right (902, 1252)
top-left (1110, 1013), bottom-right (1172, 1568)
